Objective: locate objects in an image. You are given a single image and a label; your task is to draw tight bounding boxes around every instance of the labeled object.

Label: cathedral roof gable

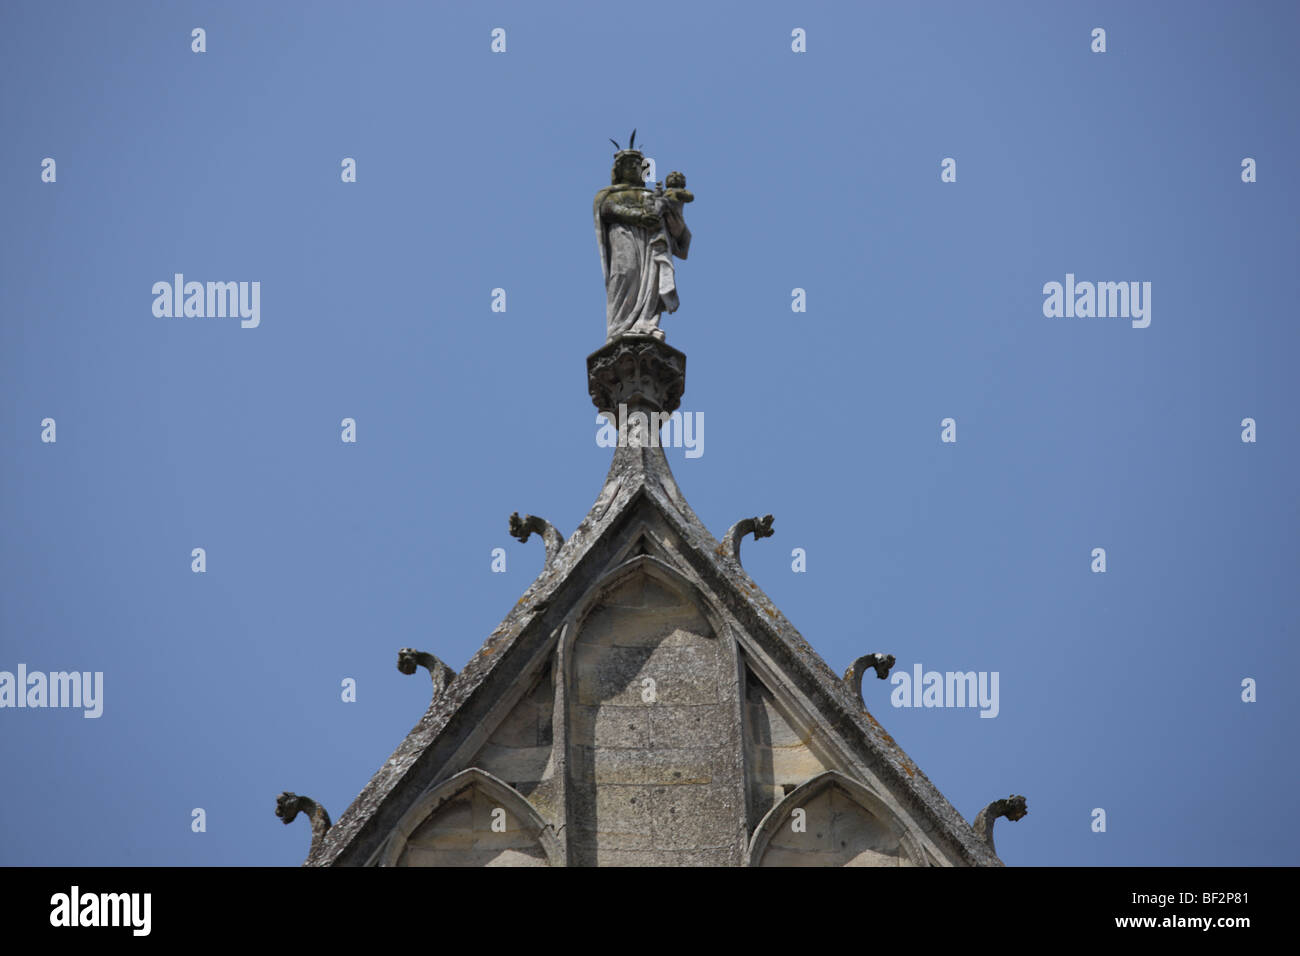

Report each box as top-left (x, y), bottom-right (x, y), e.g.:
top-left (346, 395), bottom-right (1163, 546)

top-left (309, 439), bottom-right (1002, 867)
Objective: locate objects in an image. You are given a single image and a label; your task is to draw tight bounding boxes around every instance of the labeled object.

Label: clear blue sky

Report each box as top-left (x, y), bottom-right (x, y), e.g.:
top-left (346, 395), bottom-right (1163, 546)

top-left (2, 0), bottom-right (1296, 866)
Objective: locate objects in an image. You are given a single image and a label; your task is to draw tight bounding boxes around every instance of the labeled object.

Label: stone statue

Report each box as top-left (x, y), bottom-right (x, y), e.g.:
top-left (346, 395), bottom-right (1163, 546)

top-left (594, 130), bottom-right (692, 343)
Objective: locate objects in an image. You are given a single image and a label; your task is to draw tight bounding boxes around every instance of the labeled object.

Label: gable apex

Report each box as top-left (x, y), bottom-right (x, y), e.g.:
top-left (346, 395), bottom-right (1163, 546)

top-left (307, 431), bottom-right (1003, 867)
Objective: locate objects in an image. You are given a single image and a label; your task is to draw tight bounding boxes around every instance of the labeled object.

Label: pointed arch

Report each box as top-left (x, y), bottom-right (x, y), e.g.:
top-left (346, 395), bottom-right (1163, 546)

top-left (379, 768), bottom-right (562, 867)
top-left (603, 517), bottom-right (673, 568)
top-left (746, 770), bottom-right (927, 867)
top-left (566, 552), bottom-right (730, 644)
top-left (560, 552), bottom-right (749, 865)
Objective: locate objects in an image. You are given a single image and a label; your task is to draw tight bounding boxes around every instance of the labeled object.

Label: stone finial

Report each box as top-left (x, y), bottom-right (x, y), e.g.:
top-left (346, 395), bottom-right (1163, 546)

top-left (276, 792), bottom-right (331, 857)
top-left (508, 512), bottom-right (565, 569)
top-left (843, 653), bottom-right (896, 705)
top-left (396, 648), bottom-right (457, 700)
top-left (972, 794), bottom-right (1028, 854)
top-left (722, 514), bottom-right (774, 566)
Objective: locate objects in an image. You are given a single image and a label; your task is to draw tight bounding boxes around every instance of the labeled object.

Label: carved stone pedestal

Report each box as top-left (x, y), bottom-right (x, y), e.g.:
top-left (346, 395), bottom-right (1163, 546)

top-left (586, 335), bottom-right (686, 417)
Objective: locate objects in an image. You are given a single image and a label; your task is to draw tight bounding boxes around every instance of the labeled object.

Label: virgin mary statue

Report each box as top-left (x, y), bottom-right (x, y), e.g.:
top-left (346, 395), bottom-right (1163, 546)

top-left (594, 135), bottom-right (691, 343)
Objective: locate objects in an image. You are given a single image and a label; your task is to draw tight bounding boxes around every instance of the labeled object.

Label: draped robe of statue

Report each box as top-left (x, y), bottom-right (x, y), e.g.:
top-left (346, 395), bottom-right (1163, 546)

top-left (594, 183), bottom-right (691, 342)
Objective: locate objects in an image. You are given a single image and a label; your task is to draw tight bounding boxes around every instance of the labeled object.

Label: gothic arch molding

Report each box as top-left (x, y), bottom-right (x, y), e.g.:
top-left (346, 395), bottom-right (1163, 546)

top-left (563, 553), bottom-right (730, 650)
top-left (378, 768), bottom-right (562, 867)
top-left (745, 770), bottom-right (927, 867)
top-left (560, 552), bottom-right (749, 865)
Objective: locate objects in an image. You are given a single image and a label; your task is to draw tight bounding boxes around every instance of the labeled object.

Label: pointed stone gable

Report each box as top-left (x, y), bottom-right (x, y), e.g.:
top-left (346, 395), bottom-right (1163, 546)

top-left (304, 364), bottom-right (1007, 866)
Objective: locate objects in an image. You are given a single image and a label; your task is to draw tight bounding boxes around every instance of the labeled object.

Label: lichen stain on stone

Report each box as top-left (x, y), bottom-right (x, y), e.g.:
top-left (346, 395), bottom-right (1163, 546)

top-left (863, 711), bottom-right (904, 752)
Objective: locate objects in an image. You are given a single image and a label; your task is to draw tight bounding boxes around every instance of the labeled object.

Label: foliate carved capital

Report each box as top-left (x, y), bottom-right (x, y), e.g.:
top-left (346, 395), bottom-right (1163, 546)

top-left (587, 335), bottom-right (686, 416)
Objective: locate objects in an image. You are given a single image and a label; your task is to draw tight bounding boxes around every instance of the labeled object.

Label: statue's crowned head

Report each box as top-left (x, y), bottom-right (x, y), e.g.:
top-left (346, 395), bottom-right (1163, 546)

top-left (609, 129), bottom-right (646, 186)
top-left (612, 150), bottom-right (645, 186)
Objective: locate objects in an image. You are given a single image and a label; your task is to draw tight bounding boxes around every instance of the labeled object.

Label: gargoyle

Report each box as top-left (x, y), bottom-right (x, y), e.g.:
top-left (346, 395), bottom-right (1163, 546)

top-left (508, 512), bottom-right (565, 569)
top-left (722, 514), bottom-right (774, 566)
top-left (275, 792), bottom-right (331, 858)
top-left (397, 648), bottom-right (457, 701)
top-left (972, 794), bottom-right (1028, 855)
top-left (843, 653), bottom-right (897, 705)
